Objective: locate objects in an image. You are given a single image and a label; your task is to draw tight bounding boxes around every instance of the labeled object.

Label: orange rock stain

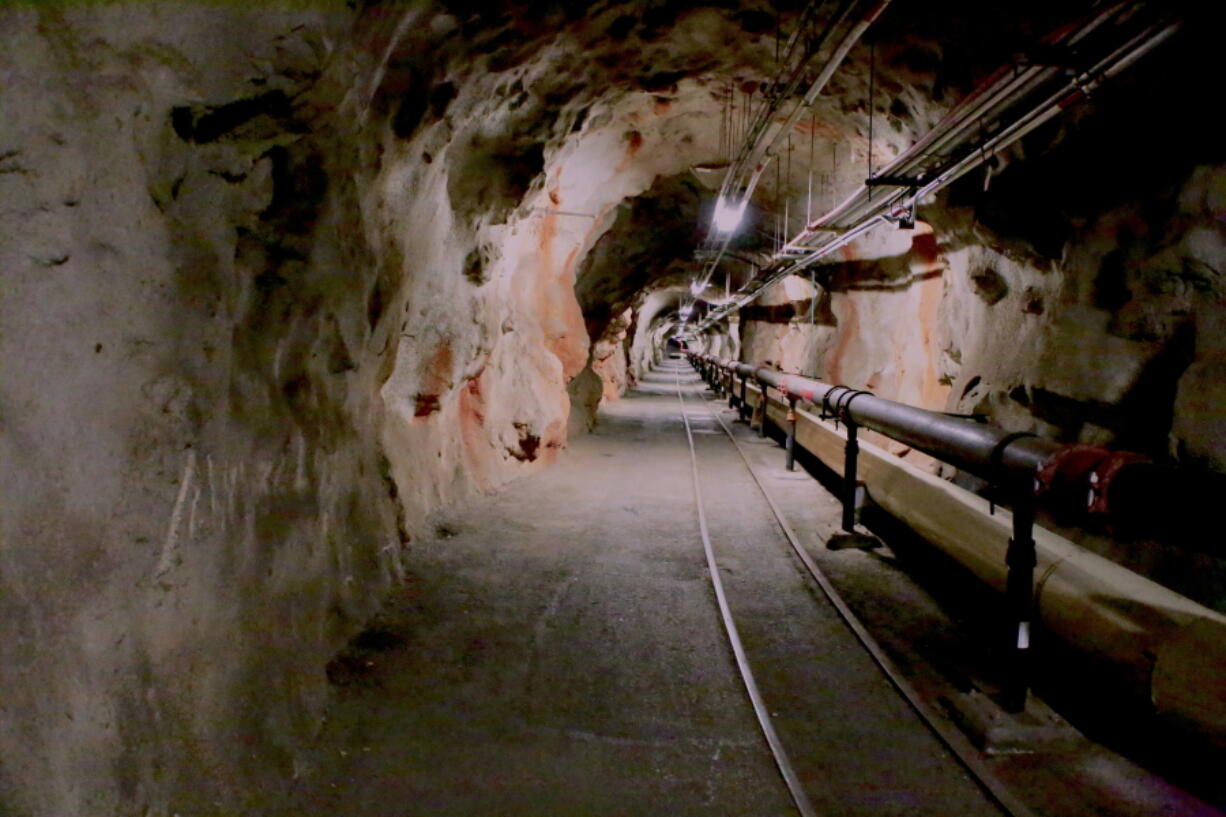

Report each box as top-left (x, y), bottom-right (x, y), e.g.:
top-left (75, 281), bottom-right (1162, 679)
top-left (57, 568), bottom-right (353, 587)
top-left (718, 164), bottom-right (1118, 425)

top-left (907, 226), bottom-right (951, 410)
top-left (792, 119), bottom-right (844, 139)
top-left (825, 293), bottom-right (858, 384)
top-left (532, 183), bottom-right (594, 381)
top-left (412, 339), bottom-right (453, 419)
top-left (457, 364), bottom-right (491, 486)
top-left (915, 271), bottom-right (949, 410)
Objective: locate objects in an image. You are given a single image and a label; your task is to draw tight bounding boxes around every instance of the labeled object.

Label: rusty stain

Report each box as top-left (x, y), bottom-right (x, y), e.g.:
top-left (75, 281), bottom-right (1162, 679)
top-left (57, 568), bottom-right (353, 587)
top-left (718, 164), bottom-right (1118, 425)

top-left (413, 340), bottom-right (453, 420)
top-left (792, 119), bottom-right (842, 139)
top-left (916, 273), bottom-right (950, 410)
top-left (414, 393), bottom-right (441, 417)
top-left (825, 292), bottom-right (858, 384)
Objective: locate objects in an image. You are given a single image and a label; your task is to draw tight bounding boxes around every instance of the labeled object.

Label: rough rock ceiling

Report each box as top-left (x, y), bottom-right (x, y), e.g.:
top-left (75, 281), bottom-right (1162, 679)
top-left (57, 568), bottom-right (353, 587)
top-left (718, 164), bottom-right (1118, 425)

top-left (1, 3), bottom-right (1223, 815)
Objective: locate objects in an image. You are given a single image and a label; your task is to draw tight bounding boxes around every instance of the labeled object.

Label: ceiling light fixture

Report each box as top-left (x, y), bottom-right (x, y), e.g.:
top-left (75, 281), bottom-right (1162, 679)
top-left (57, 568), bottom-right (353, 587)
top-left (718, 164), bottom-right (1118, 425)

top-left (713, 196), bottom-right (747, 233)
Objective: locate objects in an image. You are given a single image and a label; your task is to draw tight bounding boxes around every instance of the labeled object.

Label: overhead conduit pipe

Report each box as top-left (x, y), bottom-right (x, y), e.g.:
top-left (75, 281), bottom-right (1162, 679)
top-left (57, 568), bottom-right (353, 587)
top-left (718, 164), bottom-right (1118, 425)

top-left (690, 353), bottom-right (1226, 740)
top-left (694, 0), bottom-right (892, 294)
top-left (690, 1), bottom-right (1184, 334)
top-left (789, 8), bottom-right (1180, 253)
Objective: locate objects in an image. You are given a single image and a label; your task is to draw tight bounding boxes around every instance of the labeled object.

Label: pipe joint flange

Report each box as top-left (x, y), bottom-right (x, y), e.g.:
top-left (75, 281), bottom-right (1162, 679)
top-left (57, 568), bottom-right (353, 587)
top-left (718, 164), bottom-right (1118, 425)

top-left (986, 431), bottom-right (1041, 514)
top-left (835, 389), bottom-right (874, 426)
top-left (821, 385), bottom-right (853, 424)
top-left (1036, 445), bottom-right (1151, 522)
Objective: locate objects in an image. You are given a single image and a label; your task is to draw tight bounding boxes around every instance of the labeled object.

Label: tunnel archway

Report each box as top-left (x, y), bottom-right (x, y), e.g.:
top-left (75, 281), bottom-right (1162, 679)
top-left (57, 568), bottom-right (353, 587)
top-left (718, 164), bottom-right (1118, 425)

top-left (1, 2), bottom-right (1223, 815)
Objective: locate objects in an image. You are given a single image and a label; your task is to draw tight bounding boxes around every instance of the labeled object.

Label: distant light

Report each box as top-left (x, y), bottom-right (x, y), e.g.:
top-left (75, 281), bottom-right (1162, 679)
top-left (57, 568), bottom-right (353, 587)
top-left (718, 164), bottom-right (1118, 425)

top-left (713, 197), bottom-right (747, 233)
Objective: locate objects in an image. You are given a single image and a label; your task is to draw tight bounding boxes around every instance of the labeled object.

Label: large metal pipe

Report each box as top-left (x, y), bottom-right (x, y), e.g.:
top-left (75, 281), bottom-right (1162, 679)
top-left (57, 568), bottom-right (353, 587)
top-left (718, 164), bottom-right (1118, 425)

top-left (722, 358), bottom-right (1061, 482)
top-left (699, 354), bottom-right (1219, 553)
top-left (690, 354), bottom-right (1226, 740)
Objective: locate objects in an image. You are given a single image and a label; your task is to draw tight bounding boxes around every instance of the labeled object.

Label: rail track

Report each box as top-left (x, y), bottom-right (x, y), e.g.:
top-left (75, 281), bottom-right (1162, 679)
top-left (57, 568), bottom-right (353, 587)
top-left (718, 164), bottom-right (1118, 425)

top-left (672, 358), bottom-right (1030, 817)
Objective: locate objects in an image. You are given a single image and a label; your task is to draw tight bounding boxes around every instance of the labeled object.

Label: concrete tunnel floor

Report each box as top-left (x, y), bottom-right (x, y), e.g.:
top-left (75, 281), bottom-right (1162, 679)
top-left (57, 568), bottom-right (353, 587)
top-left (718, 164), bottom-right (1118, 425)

top-left (287, 361), bottom-right (1222, 817)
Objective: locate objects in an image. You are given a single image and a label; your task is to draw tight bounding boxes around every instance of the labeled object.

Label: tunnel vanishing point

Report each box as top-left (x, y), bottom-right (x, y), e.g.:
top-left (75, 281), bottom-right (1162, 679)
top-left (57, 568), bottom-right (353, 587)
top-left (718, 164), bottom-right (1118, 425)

top-left (1, 1), bottom-right (1224, 815)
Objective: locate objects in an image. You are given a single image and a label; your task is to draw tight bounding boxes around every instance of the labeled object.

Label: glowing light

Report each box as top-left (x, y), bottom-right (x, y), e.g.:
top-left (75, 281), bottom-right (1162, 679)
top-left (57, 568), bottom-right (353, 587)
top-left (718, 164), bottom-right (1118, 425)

top-left (713, 197), bottom-right (747, 233)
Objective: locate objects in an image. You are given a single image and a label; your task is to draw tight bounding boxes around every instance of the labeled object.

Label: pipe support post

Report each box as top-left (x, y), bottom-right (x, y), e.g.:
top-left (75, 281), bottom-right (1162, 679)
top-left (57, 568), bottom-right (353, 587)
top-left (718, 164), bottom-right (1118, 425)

top-left (1003, 490), bottom-right (1038, 714)
top-left (785, 398), bottom-right (798, 471)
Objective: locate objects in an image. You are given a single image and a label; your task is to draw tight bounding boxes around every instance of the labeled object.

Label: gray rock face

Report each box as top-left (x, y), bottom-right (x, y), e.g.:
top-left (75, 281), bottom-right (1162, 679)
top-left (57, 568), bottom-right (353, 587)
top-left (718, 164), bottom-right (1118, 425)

top-left (0, 6), bottom-right (395, 815)
top-left (0, 2), bottom-right (1221, 814)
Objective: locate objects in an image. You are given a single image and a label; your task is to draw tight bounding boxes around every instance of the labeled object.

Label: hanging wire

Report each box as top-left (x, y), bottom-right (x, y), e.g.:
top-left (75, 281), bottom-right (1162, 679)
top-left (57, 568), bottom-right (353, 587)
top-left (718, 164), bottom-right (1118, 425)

top-left (728, 84), bottom-right (734, 161)
top-left (775, 1), bottom-right (781, 66)
top-left (786, 132), bottom-right (793, 239)
top-left (742, 84), bottom-right (749, 157)
top-left (809, 269), bottom-right (818, 324)
top-left (867, 39), bottom-right (875, 200)
top-left (831, 140), bottom-right (838, 211)
top-left (726, 79), bottom-right (733, 163)
top-left (725, 78), bottom-right (735, 163)
top-left (720, 80), bottom-right (726, 162)
top-left (737, 85), bottom-right (743, 154)
top-left (729, 82), bottom-right (735, 162)
top-left (979, 116), bottom-right (994, 192)
top-left (746, 85), bottom-right (754, 154)
top-left (807, 106), bottom-right (816, 225)
top-left (739, 85), bottom-right (744, 153)
top-left (775, 144), bottom-right (782, 251)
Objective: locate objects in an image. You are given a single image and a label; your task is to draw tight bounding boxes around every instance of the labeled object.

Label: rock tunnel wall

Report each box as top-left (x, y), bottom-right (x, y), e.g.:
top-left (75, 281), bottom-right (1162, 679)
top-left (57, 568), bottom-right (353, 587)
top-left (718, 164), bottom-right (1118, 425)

top-left (0, 3), bottom-right (810, 813)
top-left (0, 7), bottom-right (400, 814)
top-left (1, 2), bottom-right (1221, 814)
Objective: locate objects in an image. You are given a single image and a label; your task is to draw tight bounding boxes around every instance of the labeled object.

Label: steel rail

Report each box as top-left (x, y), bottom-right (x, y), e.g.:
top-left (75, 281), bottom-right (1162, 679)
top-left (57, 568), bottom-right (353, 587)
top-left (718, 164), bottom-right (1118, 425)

top-left (673, 364), bottom-right (821, 817)
top-left (690, 350), bottom-right (1147, 721)
top-left (696, 378), bottom-right (1032, 817)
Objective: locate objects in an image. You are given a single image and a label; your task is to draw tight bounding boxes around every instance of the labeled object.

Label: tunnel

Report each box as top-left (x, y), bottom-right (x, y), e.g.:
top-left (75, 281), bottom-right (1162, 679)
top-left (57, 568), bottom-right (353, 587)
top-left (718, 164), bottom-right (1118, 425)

top-left (1, 1), bottom-right (1224, 815)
